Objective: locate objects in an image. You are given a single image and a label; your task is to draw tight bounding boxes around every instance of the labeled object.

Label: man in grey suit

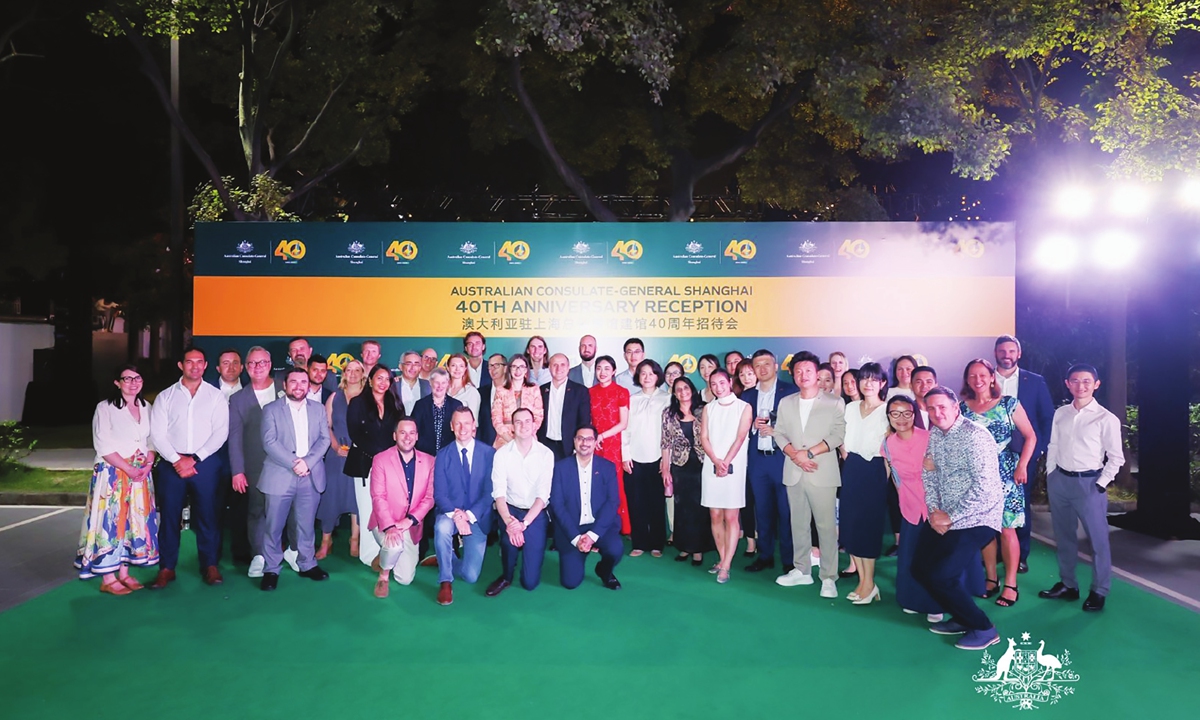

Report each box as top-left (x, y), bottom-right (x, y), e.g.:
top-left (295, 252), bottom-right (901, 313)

top-left (228, 346), bottom-right (283, 578)
top-left (772, 351), bottom-right (847, 598)
top-left (392, 350), bottom-right (432, 415)
top-left (258, 368), bottom-right (332, 591)
top-left (568, 334), bottom-right (598, 388)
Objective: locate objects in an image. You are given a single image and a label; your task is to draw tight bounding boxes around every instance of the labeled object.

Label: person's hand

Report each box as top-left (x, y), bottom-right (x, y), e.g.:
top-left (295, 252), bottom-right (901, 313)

top-left (715, 460), bottom-right (729, 477)
top-left (292, 459), bottom-right (309, 477)
top-left (397, 517), bottom-right (414, 532)
top-left (1014, 462), bottom-right (1028, 485)
top-left (507, 522), bottom-right (525, 548)
top-left (231, 473), bottom-right (248, 493)
top-left (797, 457), bottom-right (818, 473)
top-left (384, 527), bottom-right (404, 548)
top-left (578, 534), bottom-right (594, 553)
top-left (337, 445), bottom-right (349, 458)
top-left (595, 434), bottom-right (606, 450)
top-left (661, 467), bottom-right (672, 486)
top-left (839, 448), bottom-right (848, 461)
top-left (756, 417), bottom-right (775, 437)
top-left (929, 510), bottom-right (952, 535)
top-left (623, 460), bottom-right (633, 474)
top-left (173, 455), bottom-right (197, 477)
top-left (923, 456), bottom-right (936, 472)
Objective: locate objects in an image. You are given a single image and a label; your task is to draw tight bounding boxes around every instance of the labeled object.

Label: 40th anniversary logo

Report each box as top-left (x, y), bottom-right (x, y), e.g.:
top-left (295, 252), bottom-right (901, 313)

top-left (971, 632), bottom-right (1080, 710)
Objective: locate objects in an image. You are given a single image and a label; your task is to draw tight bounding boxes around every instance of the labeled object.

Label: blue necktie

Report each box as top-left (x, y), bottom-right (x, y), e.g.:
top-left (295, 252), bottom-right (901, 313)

top-left (461, 446), bottom-right (470, 476)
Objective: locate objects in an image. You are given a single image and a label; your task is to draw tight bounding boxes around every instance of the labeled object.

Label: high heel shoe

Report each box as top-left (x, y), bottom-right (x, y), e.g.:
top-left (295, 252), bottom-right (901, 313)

top-left (995, 585), bottom-right (1020, 607)
top-left (691, 555), bottom-right (703, 566)
top-left (851, 586), bottom-right (881, 604)
top-left (675, 552), bottom-right (690, 562)
top-left (983, 577), bottom-right (1001, 599)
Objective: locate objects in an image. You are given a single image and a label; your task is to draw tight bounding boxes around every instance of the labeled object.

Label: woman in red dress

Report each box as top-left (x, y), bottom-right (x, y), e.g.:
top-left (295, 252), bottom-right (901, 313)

top-left (590, 355), bottom-right (631, 535)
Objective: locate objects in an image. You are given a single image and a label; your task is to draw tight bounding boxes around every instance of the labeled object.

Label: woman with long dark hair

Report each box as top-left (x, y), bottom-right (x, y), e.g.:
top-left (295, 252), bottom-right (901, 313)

top-left (346, 364), bottom-right (404, 567)
top-left (662, 377), bottom-right (715, 565)
top-left (75, 364), bottom-right (159, 593)
top-left (590, 355), bottom-right (632, 534)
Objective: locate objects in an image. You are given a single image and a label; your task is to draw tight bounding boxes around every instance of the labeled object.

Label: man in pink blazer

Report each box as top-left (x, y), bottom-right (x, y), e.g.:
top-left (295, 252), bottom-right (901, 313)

top-left (368, 418), bottom-right (435, 598)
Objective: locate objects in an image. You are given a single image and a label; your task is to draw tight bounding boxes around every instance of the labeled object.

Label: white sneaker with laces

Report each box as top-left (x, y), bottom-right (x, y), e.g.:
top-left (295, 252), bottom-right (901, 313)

top-left (776, 569), bottom-right (814, 587)
top-left (283, 547), bottom-right (300, 573)
top-left (820, 578), bottom-right (838, 598)
top-left (247, 555), bottom-right (265, 578)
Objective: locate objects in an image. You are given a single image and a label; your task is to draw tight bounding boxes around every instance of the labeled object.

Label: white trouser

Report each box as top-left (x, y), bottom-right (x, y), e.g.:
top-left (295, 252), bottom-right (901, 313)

top-left (371, 528), bottom-right (419, 585)
top-left (353, 475), bottom-right (381, 566)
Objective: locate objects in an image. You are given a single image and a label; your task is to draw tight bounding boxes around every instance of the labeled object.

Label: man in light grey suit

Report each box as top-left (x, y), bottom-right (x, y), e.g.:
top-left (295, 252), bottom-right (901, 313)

top-left (772, 351), bottom-right (847, 598)
top-left (228, 346), bottom-right (281, 578)
top-left (258, 368), bottom-right (332, 591)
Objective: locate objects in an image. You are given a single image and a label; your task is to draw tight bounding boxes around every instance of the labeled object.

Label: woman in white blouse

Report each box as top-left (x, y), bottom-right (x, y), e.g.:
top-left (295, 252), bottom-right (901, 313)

top-left (447, 353), bottom-right (481, 419)
top-left (75, 364), bottom-right (160, 594)
top-left (625, 359), bottom-right (672, 556)
top-left (839, 362), bottom-right (891, 604)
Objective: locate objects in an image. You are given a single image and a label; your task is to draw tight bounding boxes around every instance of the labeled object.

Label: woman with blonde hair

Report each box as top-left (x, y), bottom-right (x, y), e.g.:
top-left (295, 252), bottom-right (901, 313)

top-left (317, 358), bottom-right (367, 559)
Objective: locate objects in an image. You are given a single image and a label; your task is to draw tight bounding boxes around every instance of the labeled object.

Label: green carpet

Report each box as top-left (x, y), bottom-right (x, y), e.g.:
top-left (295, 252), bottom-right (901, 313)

top-left (2, 535), bottom-right (1195, 719)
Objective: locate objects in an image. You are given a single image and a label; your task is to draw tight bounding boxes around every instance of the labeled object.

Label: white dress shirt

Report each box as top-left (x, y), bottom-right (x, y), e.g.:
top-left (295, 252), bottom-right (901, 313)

top-left (628, 388), bottom-right (670, 463)
top-left (997, 370), bottom-right (1020, 399)
top-left (843, 401), bottom-right (889, 460)
top-left (531, 366), bottom-right (552, 386)
top-left (150, 380), bottom-right (229, 463)
top-left (398, 378), bottom-right (422, 416)
top-left (467, 361), bottom-right (484, 388)
top-left (545, 380), bottom-right (567, 441)
top-left (574, 458), bottom-right (599, 546)
top-left (1046, 399), bottom-right (1125, 487)
top-left (306, 385), bottom-right (323, 404)
top-left (579, 362), bottom-right (595, 388)
top-left (218, 379), bottom-right (242, 399)
top-left (491, 439), bottom-right (554, 509)
top-left (288, 398), bottom-right (310, 457)
top-left (92, 400), bottom-right (154, 464)
top-left (614, 369), bottom-right (636, 391)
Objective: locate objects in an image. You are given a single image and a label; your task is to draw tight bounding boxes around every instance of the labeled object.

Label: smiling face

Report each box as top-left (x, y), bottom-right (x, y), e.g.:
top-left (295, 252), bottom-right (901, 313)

top-left (464, 334), bottom-right (484, 360)
top-left (709, 371), bottom-right (732, 399)
top-left (673, 379), bottom-right (693, 408)
top-left (912, 370), bottom-right (937, 400)
top-left (887, 401), bottom-right (916, 433)
top-left (361, 342), bottom-right (381, 368)
top-left (179, 350), bottom-right (207, 382)
top-left (698, 357), bottom-right (717, 382)
top-left (217, 352), bottom-right (242, 384)
top-left (738, 365), bottom-right (757, 390)
top-left (623, 342), bottom-right (644, 371)
top-left (725, 353), bottom-right (744, 376)
top-left (448, 356), bottom-right (466, 381)
top-left (894, 358), bottom-right (915, 387)
top-left (285, 372), bottom-right (310, 401)
top-left (488, 355), bottom-right (508, 383)
top-left (841, 372), bottom-right (860, 399)
top-left (994, 341), bottom-right (1020, 372)
top-left (307, 361), bottom-right (328, 388)
top-left (965, 362), bottom-right (994, 399)
top-left (857, 375), bottom-right (881, 401)
top-left (752, 354), bottom-right (776, 383)
top-left (926, 392), bottom-right (959, 431)
top-left (370, 368), bottom-right (392, 394)
top-left (246, 349), bottom-right (271, 383)
top-left (792, 360), bottom-right (818, 391)
top-left (507, 357), bottom-right (528, 385)
top-left (526, 337), bottom-right (547, 363)
top-left (451, 410), bottom-right (476, 443)
top-left (639, 364), bottom-right (659, 391)
top-left (343, 361), bottom-right (365, 387)
top-left (513, 408), bottom-right (536, 440)
top-left (579, 335), bottom-right (596, 362)
top-left (817, 368), bottom-right (834, 393)
top-left (394, 419), bottom-right (418, 453)
top-left (421, 349), bottom-right (438, 374)
top-left (573, 426), bottom-right (597, 460)
top-left (1065, 369), bottom-right (1100, 403)
top-left (288, 339), bottom-right (310, 368)
top-left (595, 358), bottom-right (615, 385)
top-left (829, 353), bottom-right (847, 375)
top-left (665, 364), bottom-right (682, 388)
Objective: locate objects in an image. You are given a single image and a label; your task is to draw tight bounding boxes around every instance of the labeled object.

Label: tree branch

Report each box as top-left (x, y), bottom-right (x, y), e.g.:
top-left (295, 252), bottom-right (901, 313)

top-left (509, 57), bottom-right (618, 222)
top-left (282, 137), bottom-right (364, 206)
top-left (0, 3), bottom-right (39, 64)
top-left (692, 82), bottom-right (804, 179)
top-left (268, 75), bottom-right (348, 177)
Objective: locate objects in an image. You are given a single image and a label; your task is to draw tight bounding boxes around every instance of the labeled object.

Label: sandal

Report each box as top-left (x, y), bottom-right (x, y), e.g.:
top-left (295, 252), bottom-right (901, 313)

top-left (100, 581), bottom-right (131, 596)
top-left (630, 549), bottom-right (644, 557)
top-left (995, 585), bottom-right (1020, 607)
top-left (983, 577), bottom-right (1001, 599)
top-left (119, 576), bottom-right (144, 591)
top-left (349, 535), bottom-right (360, 558)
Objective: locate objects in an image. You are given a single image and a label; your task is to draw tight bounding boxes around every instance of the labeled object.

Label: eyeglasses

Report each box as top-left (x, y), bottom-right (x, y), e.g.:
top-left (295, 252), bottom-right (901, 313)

top-left (488, 362), bottom-right (507, 368)
top-left (119, 376), bottom-right (142, 383)
top-left (510, 365), bottom-right (527, 371)
top-left (888, 411), bottom-right (914, 419)
top-left (246, 360), bottom-right (271, 368)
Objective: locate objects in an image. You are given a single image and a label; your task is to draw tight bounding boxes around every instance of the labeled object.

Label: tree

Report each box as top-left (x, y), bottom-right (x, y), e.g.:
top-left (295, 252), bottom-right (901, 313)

top-left (90, 0), bottom-right (429, 220)
top-left (1, 3), bottom-right (40, 65)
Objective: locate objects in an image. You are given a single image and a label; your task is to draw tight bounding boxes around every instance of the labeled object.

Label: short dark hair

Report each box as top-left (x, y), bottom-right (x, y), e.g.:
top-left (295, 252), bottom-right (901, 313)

top-left (182, 345), bottom-right (207, 362)
top-left (924, 385), bottom-right (960, 404)
top-left (451, 406), bottom-right (476, 422)
top-left (464, 331), bottom-right (486, 348)
top-left (511, 406), bottom-right (534, 423)
top-left (1066, 363), bottom-right (1099, 381)
top-left (624, 338), bottom-right (644, 352)
top-left (885, 395), bottom-right (917, 431)
top-left (913, 365), bottom-right (937, 380)
top-left (285, 366), bottom-right (308, 380)
top-left (218, 348), bottom-right (241, 362)
top-left (595, 355), bottom-right (618, 373)
top-left (708, 368), bottom-right (732, 386)
top-left (725, 350), bottom-right (745, 363)
top-left (818, 362), bottom-right (834, 374)
top-left (698, 354), bottom-right (720, 372)
top-left (308, 353), bottom-right (327, 366)
top-left (994, 335), bottom-right (1021, 352)
top-left (574, 424), bottom-right (597, 439)
top-left (790, 351), bottom-right (821, 373)
top-left (635, 359), bottom-right (664, 388)
top-left (856, 362), bottom-right (888, 400)
top-left (664, 361), bottom-right (684, 376)
top-left (750, 348), bottom-right (775, 361)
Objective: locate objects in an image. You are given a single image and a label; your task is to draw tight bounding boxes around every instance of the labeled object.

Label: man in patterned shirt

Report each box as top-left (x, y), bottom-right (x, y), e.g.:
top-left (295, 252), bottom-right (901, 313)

top-left (913, 386), bottom-right (1004, 651)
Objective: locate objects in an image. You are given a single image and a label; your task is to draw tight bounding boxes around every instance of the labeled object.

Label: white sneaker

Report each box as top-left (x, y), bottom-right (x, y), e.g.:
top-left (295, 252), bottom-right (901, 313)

top-left (902, 608), bottom-right (918, 615)
top-left (283, 547), bottom-right (300, 573)
top-left (927, 613), bottom-right (945, 623)
top-left (776, 569), bottom-right (814, 587)
top-left (820, 578), bottom-right (838, 598)
top-left (247, 555), bottom-right (265, 578)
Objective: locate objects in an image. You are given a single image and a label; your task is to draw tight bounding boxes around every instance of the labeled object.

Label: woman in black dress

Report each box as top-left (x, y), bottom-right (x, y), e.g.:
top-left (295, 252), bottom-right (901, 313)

top-left (346, 364), bottom-right (404, 569)
top-left (661, 377), bottom-right (715, 565)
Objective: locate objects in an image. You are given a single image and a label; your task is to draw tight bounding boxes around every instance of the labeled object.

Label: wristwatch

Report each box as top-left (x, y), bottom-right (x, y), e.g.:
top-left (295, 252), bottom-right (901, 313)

top-left (806, 449), bottom-right (815, 460)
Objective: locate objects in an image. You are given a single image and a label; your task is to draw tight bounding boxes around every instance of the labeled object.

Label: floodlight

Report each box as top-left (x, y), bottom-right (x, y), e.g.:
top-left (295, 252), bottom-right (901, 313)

top-left (1093, 230), bottom-right (1139, 270)
top-left (1051, 186), bottom-right (1095, 219)
top-left (1034, 234), bottom-right (1080, 271)
top-left (1178, 176), bottom-right (1200, 211)
top-left (1109, 183), bottom-right (1154, 218)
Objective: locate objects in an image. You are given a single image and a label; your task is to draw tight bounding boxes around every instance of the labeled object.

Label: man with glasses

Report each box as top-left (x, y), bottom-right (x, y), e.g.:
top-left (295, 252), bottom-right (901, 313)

top-left (549, 425), bottom-right (623, 590)
top-left (614, 338), bottom-right (645, 391)
top-left (419, 348), bottom-right (439, 381)
top-left (228, 347), bottom-right (281, 577)
top-left (392, 350), bottom-right (431, 416)
top-left (476, 354), bottom-right (508, 446)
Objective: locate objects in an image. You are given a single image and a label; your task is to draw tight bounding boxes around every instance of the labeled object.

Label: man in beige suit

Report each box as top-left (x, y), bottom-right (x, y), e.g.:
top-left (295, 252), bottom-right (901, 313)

top-left (772, 351), bottom-right (846, 598)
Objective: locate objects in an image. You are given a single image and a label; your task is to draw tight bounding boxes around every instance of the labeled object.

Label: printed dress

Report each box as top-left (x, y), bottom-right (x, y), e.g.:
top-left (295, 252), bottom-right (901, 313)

top-left (961, 395), bottom-right (1025, 529)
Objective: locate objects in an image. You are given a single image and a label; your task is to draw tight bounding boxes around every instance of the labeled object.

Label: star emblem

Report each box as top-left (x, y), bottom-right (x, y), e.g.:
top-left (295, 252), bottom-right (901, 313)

top-left (1021, 632), bottom-right (1031, 642)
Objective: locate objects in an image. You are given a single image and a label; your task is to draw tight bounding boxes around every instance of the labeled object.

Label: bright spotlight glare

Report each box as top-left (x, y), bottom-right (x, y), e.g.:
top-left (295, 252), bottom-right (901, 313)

top-left (1110, 184), bottom-right (1154, 218)
top-left (1035, 235), bottom-right (1079, 271)
top-left (1179, 177), bottom-right (1200, 210)
top-left (1051, 186), bottom-right (1095, 219)
top-left (1094, 230), bottom-right (1139, 270)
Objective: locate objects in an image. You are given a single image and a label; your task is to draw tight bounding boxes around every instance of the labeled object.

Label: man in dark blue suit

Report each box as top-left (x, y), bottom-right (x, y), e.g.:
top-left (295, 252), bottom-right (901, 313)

top-left (994, 335), bottom-right (1056, 573)
top-left (549, 425), bottom-right (623, 590)
top-left (433, 406), bottom-right (496, 606)
top-left (412, 368), bottom-right (463, 457)
top-left (539, 353), bottom-right (592, 460)
top-left (476, 353), bottom-right (508, 447)
top-left (210, 348), bottom-right (246, 564)
top-left (741, 349), bottom-right (798, 573)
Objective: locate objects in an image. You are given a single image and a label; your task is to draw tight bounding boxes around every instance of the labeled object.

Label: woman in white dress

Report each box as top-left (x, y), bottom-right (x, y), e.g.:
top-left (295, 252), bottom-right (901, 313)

top-left (699, 369), bottom-right (753, 584)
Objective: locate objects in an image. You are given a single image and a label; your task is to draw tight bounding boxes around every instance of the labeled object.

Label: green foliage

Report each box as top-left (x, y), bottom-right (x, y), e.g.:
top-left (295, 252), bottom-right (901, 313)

top-left (189, 175), bottom-right (299, 224)
top-left (0, 422), bottom-right (37, 474)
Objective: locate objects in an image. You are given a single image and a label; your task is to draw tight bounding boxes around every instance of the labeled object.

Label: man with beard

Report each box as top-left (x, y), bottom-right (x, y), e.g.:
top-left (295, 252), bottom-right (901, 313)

top-left (569, 334), bottom-right (598, 388)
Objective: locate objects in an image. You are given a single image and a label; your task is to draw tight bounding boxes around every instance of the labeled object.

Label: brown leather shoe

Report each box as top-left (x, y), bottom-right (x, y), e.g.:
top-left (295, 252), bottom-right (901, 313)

top-left (371, 556), bottom-right (382, 573)
top-left (100, 581), bottom-right (132, 596)
top-left (149, 568), bottom-right (176, 589)
top-left (419, 555), bottom-right (438, 568)
top-left (374, 577), bottom-right (390, 599)
top-left (202, 566), bottom-right (224, 585)
top-left (437, 581), bottom-right (453, 606)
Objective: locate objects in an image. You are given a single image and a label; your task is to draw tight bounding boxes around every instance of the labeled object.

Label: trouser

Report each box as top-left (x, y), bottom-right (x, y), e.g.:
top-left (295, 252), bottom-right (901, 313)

top-left (372, 528), bottom-right (419, 585)
top-left (157, 456), bottom-right (223, 572)
top-left (627, 460), bottom-right (667, 551)
top-left (912, 524), bottom-right (997, 632)
top-left (498, 505), bottom-right (548, 590)
top-left (1017, 474), bottom-right (1034, 563)
top-left (748, 451), bottom-right (791, 563)
top-left (215, 446), bottom-right (232, 563)
top-left (226, 480), bottom-right (250, 562)
top-left (886, 480), bottom-right (902, 538)
top-left (1048, 470), bottom-right (1112, 596)
top-left (353, 476), bottom-right (380, 566)
top-left (556, 527), bottom-right (623, 589)
top-left (262, 478), bottom-right (318, 575)
top-left (434, 514), bottom-right (487, 584)
top-left (786, 481), bottom-right (838, 581)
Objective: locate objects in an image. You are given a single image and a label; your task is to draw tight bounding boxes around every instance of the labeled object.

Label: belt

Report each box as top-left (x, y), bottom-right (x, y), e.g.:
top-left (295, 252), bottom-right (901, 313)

top-left (755, 449), bottom-right (775, 456)
top-left (1057, 468), bottom-right (1101, 478)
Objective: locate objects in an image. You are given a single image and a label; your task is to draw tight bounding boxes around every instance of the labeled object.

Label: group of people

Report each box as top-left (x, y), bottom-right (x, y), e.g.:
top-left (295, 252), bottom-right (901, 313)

top-left (76, 331), bottom-right (1124, 652)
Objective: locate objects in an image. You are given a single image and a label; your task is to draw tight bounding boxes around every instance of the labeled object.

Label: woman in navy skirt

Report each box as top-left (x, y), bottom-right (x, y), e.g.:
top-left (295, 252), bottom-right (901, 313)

top-left (839, 362), bottom-right (890, 604)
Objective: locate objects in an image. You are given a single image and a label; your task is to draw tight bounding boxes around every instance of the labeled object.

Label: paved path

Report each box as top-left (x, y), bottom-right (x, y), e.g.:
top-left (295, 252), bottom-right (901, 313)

top-left (22, 449), bottom-right (95, 471)
top-left (0, 507), bottom-right (86, 612)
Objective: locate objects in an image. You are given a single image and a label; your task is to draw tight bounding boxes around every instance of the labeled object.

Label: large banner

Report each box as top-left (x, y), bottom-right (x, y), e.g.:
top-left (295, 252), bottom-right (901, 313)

top-left (194, 222), bottom-right (1015, 380)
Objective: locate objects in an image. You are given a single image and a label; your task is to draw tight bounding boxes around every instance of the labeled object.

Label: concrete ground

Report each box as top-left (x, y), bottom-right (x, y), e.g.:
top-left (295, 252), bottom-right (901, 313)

top-left (21, 448), bottom-right (96, 471)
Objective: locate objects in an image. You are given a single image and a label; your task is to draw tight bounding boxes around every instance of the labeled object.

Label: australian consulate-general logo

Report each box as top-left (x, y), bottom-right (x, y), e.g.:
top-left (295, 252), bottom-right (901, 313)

top-left (972, 632), bottom-right (1080, 710)
top-left (224, 240), bottom-right (268, 265)
top-left (560, 240), bottom-right (605, 265)
top-left (446, 240), bottom-right (492, 266)
top-left (786, 239), bottom-right (831, 264)
top-left (674, 240), bottom-right (717, 266)
top-left (335, 239), bottom-right (379, 265)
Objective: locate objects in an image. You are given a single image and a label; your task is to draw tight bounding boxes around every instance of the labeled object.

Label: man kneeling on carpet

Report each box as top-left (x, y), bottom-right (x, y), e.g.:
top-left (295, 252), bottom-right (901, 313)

top-left (549, 425), bottom-right (623, 591)
top-left (368, 418), bottom-right (435, 599)
top-left (432, 407), bottom-right (496, 606)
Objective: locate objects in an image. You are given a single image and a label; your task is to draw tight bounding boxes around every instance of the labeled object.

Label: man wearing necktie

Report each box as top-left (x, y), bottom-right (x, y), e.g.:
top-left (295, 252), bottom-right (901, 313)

top-left (432, 407), bottom-right (496, 606)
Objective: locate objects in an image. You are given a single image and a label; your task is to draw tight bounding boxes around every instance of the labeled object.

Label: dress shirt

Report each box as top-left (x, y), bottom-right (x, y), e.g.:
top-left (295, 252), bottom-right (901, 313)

top-left (253, 385), bottom-right (276, 408)
top-left (150, 380), bottom-right (229, 463)
top-left (614, 369), bottom-right (636, 391)
top-left (545, 380), bottom-right (567, 441)
top-left (997, 370), bottom-right (1019, 399)
top-left (1046, 399), bottom-right (1125, 487)
top-left (398, 378), bottom-right (421, 415)
top-left (796, 396), bottom-right (816, 428)
top-left (288, 398), bottom-right (310, 457)
top-left (843, 401), bottom-right (889, 460)
top-left (219, 379), bottom-right (241, 399)
top-left (491, 439), bottom-right (554, 509)
top-left (628, 388), bottom-right (670, 463)
top-left (400, 451), bottom-right (417, 500)
top-left (574, 458), bottom-right (599, 545)
top-left (467, 361), bottom-right (484, 388)
top-left (922, 415), bottom-right (1003, 531)
top-left (756, 381), bottom-right (778, 451)
top-left (306, 385), bottom-right (323, 404)
top-left (531, 366), bottom-right (551, 386)
top-left (92, 400), bottom-right (153, 465)
top-left (447, 440), bottom-right (478, 523)
top-left (452, 385), bottom-right (481, 420)
top-left (580, 362), bottom-right (595, 387)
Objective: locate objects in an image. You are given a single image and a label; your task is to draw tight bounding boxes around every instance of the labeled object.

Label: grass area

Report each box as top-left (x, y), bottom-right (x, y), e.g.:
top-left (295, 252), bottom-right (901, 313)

top-left (0, 465), bottom-right (90, 493)
top-left (24, 424), bottom-right (93, 450)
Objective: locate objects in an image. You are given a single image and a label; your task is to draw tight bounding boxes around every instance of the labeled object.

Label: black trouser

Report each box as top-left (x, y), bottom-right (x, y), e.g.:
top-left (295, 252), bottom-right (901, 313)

top-left (627, 460), bottom-right (667, 552)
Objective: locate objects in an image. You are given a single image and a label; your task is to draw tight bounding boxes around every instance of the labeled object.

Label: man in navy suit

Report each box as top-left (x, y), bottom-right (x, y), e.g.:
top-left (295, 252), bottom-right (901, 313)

top-left (994, 335), bottom-right (1055, 572)
top-left (432, 407), bottom-right (496, 606)
top-left (549, 425), bottom-right (623, 590)
top-left (210, 348), bottom-right (245, 564)
top-left (742, 349), bottom-right (799, 574)
top-left (412, 368), bottom-right (463, 457)
top-left (539, 353), bottom-right (593, 460)
top-left (476, 353), bottom-right (508, 447)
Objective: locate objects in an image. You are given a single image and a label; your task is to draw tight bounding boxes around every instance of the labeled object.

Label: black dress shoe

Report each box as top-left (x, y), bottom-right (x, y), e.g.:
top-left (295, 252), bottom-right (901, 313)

top-left (602, 575), bottom-right (622, 590)
top-left (1038, 582), bottom-right (1080, 600)
top-left (298, 566), bottom-right (329, 581)
top-left (260, 572), bottom-right (279, 591)
top-left (744, 557), bottom-right (774, 573)
top-left (838, 568), bottom-right (858, 578)
top-left (1082, 591), bottom-right (1106, 612)
top-left (485, 577), bottom-right (512, 597)
top-left (1018, 562), bottom-right (1029, 574)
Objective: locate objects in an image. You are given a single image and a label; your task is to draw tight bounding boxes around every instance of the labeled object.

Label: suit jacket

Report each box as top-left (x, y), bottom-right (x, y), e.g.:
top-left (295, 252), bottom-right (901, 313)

top-left (368, 446), bottom-right (435, 541)
top-left (773, 392), bottom-right (847, 488)
top-left (391, 377), bottom-right (432, 412)
top-left (568, 363), bottom-right (595, 388)
top-left (549, 454), bottom-right (620, 543)
top-left (259, 397), bottom-right (331, 495)
top-left (476, 384), bottom-right (497, 446)
top-left (538, 380), bottom-right (592, 448)
top-left (411, 394), bottom-right (464, 457)
top-left (228, 385), bottom-right (270, 484)
top-left (1017, 369), bottom-right (1055, 463)
top-left (433, 439), bottom-right (496, 533)
top-left (741, 381), bottom-right (799, 469)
